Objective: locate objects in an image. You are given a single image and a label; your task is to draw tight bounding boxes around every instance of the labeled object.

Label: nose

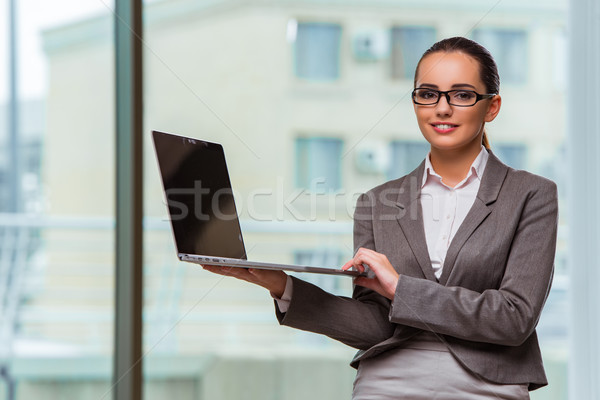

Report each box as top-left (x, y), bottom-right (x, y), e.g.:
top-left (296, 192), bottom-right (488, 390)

top-left (435, 93), bottom-right (453, 116)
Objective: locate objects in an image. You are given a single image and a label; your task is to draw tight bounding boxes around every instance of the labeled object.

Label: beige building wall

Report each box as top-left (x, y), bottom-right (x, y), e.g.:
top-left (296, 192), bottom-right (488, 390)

top-left (34, 0), bottom-right (567, 359)
top-left (42, 0), bottom-right (567, 220)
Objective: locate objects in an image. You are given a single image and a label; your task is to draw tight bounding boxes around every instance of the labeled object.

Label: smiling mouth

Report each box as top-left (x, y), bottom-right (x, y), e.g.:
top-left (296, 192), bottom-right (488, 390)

top-left (432, 124), bottom-right (458, 130)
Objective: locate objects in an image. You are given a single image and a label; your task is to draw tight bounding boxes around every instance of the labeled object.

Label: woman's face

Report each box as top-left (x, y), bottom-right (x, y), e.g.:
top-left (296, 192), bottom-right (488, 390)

top-left (413, 51), bottom-right (501, 155)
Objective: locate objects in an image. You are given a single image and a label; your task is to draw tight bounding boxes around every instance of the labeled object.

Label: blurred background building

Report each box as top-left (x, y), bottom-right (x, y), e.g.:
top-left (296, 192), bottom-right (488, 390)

top-left (0, 0), bottom-right (568, 399)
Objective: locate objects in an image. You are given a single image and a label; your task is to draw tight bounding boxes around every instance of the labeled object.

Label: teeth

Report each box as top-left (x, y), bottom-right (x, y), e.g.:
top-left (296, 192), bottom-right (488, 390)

top-left (434, 124), bottom-right (455, 130)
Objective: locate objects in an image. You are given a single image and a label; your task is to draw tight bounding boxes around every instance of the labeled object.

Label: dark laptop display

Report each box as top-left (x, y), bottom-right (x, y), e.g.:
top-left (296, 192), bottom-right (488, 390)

top-left (153, 130), bottom-right (246, 260)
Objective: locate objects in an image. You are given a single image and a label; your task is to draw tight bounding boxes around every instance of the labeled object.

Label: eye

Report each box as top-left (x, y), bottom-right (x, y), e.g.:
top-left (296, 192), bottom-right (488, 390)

top-left (452, 91), bottom-right (476, 101)
top-left (416, 89), bottom-right (438, 100)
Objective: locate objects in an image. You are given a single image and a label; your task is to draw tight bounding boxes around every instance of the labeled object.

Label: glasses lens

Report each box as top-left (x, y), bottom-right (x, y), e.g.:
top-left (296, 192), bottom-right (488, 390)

top-left (413, 89), bottom-right (439, 105)
top-left (448, 90), bottom-right (477, 106)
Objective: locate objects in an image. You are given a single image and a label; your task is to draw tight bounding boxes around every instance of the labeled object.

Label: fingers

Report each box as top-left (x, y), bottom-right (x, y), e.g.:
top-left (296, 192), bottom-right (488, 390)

top-left (353, 276), bottom-right (376, 291)
top-left (201, 265), bottom-right (234, 276)
top-left (202, 265), bottom-right (255, 282)
top-left (355, 248), bottom-right (387, 269)
top-left (344, 248), bottom-right (389, 273)
top-left (341, 260), bottom-right (363, 272)
top-left (344, 248), bottom-right (399, 300)
top-left (248, 268), bottom-right (287, 298)
top-left (201, 265), bottom-right (287, 296)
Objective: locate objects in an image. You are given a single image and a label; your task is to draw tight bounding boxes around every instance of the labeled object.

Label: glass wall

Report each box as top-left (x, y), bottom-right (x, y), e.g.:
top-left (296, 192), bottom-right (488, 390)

top-left (0, 1), bottom-right (114, 399)
top-left (0, 0), bottom-right (571, 399)
top-left (138, 1), bottom-right (569, 399)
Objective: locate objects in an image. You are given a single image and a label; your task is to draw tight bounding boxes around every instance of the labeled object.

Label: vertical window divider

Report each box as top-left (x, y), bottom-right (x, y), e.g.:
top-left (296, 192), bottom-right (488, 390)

top-left (114, 0), bottom-right (143, 399)
top-left (568, 0), bottom-right (600, 398)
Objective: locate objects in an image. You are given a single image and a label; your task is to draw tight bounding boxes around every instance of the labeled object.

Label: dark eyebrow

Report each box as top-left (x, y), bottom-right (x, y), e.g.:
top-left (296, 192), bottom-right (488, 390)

top-left (416, 83), bottom-right (477, 90)
top-left (417, 83), bottom-right (438, 89)
top-left (451, 83), bottom-right (477, 90)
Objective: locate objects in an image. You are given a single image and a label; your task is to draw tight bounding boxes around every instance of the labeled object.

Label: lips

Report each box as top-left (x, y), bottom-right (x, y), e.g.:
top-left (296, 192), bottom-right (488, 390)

top-left (431, 123), bottom-right (458, 133)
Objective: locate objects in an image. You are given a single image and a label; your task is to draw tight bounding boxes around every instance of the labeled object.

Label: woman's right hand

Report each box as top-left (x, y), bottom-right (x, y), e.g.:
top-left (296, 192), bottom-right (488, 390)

top-left (202, 265), bottom-right (288, 299)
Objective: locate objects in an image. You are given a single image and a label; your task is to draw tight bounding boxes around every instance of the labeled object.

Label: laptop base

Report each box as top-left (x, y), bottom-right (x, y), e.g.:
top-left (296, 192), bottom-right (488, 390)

top-left (180, 254), bottom-right (364, 277)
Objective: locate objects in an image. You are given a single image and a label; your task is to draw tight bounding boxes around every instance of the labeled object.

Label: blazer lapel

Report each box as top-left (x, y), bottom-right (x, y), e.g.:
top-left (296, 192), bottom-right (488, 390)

top-left (438, 151), bottom-right (509, 286)
top-left (394, 161), bottom-right (438, 282)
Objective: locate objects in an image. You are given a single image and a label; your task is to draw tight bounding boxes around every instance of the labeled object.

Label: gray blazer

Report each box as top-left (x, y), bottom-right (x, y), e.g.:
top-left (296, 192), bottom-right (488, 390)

top-left (276, 151), bottom-right (558, 390)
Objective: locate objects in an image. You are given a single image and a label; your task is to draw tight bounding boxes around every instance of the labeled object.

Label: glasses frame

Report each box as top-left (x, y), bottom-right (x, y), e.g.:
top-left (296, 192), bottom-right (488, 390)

top-left (412, 88), bottom-right (497, 107)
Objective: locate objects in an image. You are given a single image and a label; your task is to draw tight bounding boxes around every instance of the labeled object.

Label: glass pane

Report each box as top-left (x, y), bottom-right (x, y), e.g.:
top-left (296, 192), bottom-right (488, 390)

top-left (391, 26), bottom-right (436, 80)
top-left (493, 143), bottom-right (527, 170)
top-left (292, 250), bottom-right (346, 296)
top-left (473, 28), bottom-right (528, 85)
top-left (0, 1), bottom-right (114, 399)
top-left (294, 22), bottom-right (342, 81)
top-left (142, 2), bottom-right (568, 399)
top-left (295, 137), bottom-right (343, 191)
top-left (388, 141), bottom-right (429, 179)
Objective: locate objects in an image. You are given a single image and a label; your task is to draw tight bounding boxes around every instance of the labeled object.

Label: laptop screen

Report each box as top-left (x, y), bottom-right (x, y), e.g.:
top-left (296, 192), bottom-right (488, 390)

top-left (152, 131), bottom-right (247, 259)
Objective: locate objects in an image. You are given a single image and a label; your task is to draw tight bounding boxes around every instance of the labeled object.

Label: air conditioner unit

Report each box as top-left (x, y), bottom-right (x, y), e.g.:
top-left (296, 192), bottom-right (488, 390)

top-left (355, 143), bottom-right (390, 174)
top-left (352, 30), bottom-right (390, 61)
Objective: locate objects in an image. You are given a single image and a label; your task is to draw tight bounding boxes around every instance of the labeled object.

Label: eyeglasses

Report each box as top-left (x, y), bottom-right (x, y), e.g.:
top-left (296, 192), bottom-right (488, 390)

top-left (412, 88), bottom-right (496, 107)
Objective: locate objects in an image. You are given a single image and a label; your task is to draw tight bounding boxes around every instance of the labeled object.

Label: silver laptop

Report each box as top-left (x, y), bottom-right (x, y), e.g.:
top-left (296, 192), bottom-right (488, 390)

top-left (152, 130), bottom-right (363, 277)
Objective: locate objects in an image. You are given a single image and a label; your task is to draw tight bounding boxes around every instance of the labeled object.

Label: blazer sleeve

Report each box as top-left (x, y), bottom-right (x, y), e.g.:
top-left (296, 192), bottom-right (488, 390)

top-left (388, 178), bottom-right (558, 346)
top-left (275, 193), bottom-right (395, 350)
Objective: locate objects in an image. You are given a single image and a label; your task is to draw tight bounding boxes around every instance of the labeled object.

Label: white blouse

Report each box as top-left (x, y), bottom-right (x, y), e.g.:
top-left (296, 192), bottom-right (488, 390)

top-left (421, 146), bottom-right (488, 279)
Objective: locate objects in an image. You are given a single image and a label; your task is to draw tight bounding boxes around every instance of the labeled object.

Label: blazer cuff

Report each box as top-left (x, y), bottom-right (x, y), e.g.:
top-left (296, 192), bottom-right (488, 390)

top-left (389, 274), bottom-right (427, 326)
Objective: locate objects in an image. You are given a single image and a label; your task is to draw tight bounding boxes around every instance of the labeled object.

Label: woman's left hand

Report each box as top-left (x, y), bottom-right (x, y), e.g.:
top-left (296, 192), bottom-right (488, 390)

top-left (342, 248), bottom-right (399, 300)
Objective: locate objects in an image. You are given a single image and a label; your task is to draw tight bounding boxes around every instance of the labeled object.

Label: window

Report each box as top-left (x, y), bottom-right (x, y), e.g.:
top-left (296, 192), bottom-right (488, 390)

top-left (472, 28), bottom-right (528, 85)
top-left (296, 137), bottom-right (343, 191)
top-left (390, 26), bottom-right (436, 80)
top-left (0, 100), bottom-right (44, 212)
top-left (294, 22), bottom-right (342, 81)
top-left (493, 143), bottom-right (527, 170)
top-left (387, 140), bottom-right (429, 179)
top-left (140, 2), bottom-right (567, 399)
top-left (294, 249), bottom-right (348, 295)
top-left (1, 1), bottom-right (115, 397)
top-left (552, 29), bottom-right (568, 90)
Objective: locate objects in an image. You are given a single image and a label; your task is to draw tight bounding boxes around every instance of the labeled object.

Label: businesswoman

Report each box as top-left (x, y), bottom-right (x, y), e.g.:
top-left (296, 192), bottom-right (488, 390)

top-left (203, 37), bottom-right (558, 399)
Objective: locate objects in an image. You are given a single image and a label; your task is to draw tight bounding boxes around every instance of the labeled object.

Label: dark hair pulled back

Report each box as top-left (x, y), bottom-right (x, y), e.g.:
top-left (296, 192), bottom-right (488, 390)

top-left (414, 37), bottom-right (500, 149)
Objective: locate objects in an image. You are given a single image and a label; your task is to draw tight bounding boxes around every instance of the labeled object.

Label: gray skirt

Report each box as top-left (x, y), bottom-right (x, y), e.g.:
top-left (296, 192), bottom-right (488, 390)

top-left (352, 332), bottom-right (530, 400)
